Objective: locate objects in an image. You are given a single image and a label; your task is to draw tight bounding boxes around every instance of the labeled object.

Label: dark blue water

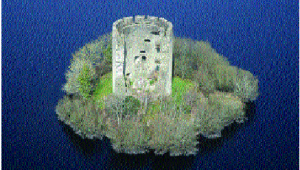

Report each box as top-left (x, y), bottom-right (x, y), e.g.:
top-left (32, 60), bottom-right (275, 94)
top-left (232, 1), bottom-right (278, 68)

top-left (3, 0), bottom-right (298, 169)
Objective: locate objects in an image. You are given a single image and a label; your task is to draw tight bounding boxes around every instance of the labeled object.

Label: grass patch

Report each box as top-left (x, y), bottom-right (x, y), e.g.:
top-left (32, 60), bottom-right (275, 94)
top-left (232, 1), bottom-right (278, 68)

top-left (92, 72), bottom-right (198, 112)
top-left (171, 76), bottom-right (196, 106)
top-left (93, 72), bottom-right (113, 109)
top-left (149, 80), bottom-right (155, 85)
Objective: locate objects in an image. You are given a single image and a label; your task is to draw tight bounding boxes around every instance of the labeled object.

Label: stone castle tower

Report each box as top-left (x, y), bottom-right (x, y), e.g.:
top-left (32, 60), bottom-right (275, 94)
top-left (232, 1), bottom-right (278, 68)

top-left (112, 15), bottom-right (173, 101)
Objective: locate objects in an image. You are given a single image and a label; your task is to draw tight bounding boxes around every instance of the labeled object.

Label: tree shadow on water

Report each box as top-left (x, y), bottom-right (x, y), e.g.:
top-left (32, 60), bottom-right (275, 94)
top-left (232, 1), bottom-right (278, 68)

top-left (197, 101), bottom-right (257, 155)
top-left (59, 121), bottom-right (110, 157)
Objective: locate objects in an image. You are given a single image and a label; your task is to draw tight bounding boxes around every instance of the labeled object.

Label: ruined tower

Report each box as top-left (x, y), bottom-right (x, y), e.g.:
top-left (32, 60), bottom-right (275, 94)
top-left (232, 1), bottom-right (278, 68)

top-left (112, 15), bottom-right (173, 101)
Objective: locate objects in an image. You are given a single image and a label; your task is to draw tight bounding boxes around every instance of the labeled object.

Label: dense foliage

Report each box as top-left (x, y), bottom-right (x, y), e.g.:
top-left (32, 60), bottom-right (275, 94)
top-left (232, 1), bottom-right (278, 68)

top-left (62, 33), bottom-right (112, 98)
top-left (56, 32), bottom-right (259, 156)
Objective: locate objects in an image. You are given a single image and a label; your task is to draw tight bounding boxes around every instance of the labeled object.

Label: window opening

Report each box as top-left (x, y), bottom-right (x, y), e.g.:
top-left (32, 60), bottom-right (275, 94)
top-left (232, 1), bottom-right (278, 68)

top-left (150, 31), bottom-right (160, 35)
top-left (144, 39), bottom-right (151, 42)
top-left (155, 65), bottom-right (160, 71)
top-left (142, 56), bottom-right (146, 61)
top-left (155, 44), bottom-right (160, 53)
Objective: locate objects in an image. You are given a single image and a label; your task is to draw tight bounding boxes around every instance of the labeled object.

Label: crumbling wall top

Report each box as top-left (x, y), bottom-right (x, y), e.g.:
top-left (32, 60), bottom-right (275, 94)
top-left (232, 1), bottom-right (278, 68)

top-left (113, 15), bottom-right (172, 36)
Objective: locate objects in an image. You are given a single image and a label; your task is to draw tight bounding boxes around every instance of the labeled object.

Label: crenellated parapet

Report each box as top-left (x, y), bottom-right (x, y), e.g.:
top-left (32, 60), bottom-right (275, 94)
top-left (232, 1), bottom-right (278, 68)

top-left (113, 15), bottom-right (172, 36)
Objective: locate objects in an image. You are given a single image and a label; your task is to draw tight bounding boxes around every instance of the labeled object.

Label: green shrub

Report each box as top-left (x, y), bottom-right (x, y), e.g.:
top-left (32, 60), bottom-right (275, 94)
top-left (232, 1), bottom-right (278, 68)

top-left (147, 103), bottom-right (199, 156)
top-left (56, 95), bottom-right (75, 123)
top-left (104, 94), bottom-right (126, 118)
top-left (62, 57), bottom-right (95, 95)
top-left (213, 65), bottom-right (238, 92)
top-left (103, 42), bottom-right (112, 65)
top-left (209, 92), bottom-right (245, 120)
top-left (173, 38), bottom-right (231, 82)
top-left (234, 69), bottom-right (259, 101)
top-left (106, 117), bottom-right (148, 154)
top-left (195, 65), bottom-right (216, 94)
top-left (141, 77), bottom-right (198, 126)
top-left (123, 96), bottom-right (141, 115)
top-left (173, 37), bottom-right (196, 79)
top-left (196, 106), bottom-right (224, 138)
top-left (195, 92), bottom-right (245, 138)
top-left (80, 32), bottom-right (112, 64)
top-left (193, 41), bottom-right (230, 68)
top-left (104, 94), bottom-right (140, 119)
top-left (78, 63), bottom-right (93, 99)
top-left (181, 87), bottom-right (202, 114)
top-left (149, 80), bottom-right (154, 85)
top-left (62, 33), bottom-right (112, 96)
top-left (55, 95), bottom-right (106, 139)
top-left (94, 33), bottom-right (112, 76)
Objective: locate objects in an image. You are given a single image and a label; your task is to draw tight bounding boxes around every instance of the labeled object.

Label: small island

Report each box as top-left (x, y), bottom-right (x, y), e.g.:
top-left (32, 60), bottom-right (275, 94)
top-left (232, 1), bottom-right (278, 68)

top-left (56, 16), bottom-right (259, 156)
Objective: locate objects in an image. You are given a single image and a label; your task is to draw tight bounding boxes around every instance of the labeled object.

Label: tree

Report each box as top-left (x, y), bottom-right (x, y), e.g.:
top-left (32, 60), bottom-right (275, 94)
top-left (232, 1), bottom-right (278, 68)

top-left (78, 63), bottom-right (93, 99)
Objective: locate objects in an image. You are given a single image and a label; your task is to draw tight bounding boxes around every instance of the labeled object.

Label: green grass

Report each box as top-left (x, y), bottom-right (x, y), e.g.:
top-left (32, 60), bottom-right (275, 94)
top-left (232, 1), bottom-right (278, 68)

top-left (92, 72), bottom-right (198, 111)
top-left (149, 80), bottom-right (155, 85)
top-left (171, 76), bottom-right (196, 106)
top-left (93, 72), bottom-right (113, 109)
top-left (78, 63), bottom-right (93, 99)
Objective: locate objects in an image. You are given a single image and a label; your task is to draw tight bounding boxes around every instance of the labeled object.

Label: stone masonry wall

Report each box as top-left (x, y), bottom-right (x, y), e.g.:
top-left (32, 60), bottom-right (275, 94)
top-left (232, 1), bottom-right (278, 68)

top-left (112, 15), bottom-right (173, 102)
